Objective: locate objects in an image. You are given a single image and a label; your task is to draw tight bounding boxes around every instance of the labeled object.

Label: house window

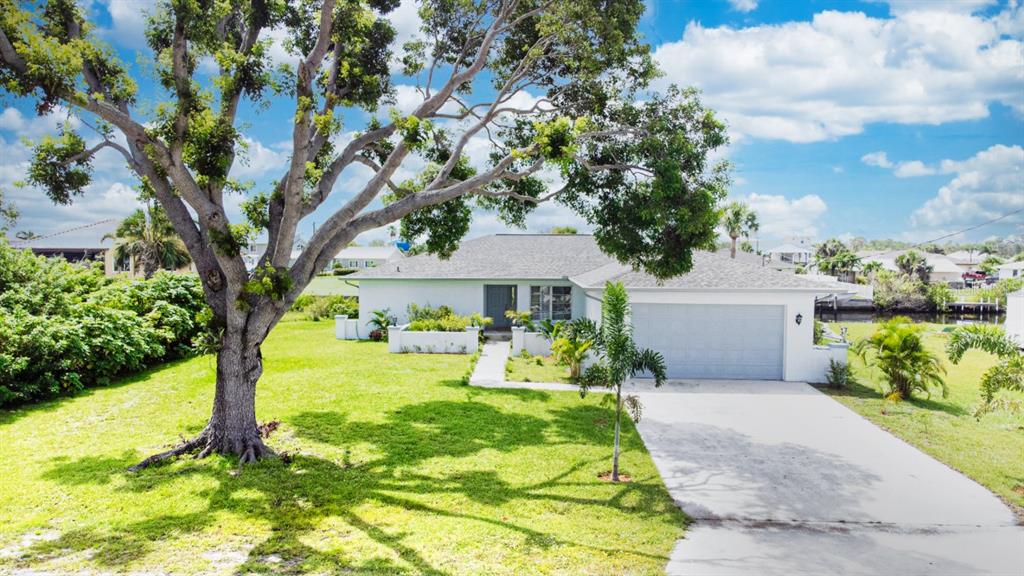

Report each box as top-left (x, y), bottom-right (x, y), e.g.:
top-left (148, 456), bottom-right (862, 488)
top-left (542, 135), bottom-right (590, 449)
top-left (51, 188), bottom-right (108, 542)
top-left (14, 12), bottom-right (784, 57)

top-left (530, 286), bottom-right (571, 321)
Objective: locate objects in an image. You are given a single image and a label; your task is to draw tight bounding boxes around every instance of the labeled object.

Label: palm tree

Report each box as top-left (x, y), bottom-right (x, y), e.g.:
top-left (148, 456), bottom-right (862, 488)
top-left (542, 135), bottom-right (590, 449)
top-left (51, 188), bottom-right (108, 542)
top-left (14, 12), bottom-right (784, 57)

top-left (895, 250), bottom-right (932, 284)
top-left (852, 317), bottom-right (946, 400)
top-left (814, 238), bottom-right (858, 278)
top-left (579, 282), bottom-right (666, 482)
top-left (104, 201), bottom-right (190, 278)
top-left (720, 201), bottom-right (759, 259)
top-left (946, 324), bottom-right (1023, 415)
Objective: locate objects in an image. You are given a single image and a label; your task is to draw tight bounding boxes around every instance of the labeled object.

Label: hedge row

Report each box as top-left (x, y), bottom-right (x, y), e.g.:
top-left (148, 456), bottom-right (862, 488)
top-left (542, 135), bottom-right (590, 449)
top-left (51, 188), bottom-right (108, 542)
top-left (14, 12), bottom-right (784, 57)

top-left (0, 241), bottom-right (209, 407)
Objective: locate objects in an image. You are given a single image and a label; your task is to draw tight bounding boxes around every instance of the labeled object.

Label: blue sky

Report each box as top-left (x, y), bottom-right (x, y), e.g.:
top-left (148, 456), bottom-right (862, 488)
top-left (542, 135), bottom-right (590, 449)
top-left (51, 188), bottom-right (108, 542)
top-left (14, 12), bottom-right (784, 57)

top-left (1, 0), bottom-right (1021, 249)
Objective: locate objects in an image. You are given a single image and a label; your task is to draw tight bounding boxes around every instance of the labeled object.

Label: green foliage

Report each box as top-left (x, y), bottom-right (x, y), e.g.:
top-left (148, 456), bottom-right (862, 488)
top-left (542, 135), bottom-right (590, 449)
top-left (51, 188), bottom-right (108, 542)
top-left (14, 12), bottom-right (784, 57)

top-left (895, 250), bottom-right (932, 284)
top-left (241, 263), bottom-right (294, 308)
top-left (405, 304), bottom-right (492, 333)
top-left (367, 308), bottom-right (397, 341)
top-left (814, 320), bottom-right (826, 345)
top-left (548, 226), bottom-right (577, 235)
top-left (852, 317), bottom-right (947, 400)
top-left (299, 295), bottom-right (358, 322)
top-left (0, 187), bottom-right (17, 231)
top-left (550, 334), bottom-right (592, 381)
top-left (871, 270), bottom-right (931, 311)
top-left (26, 130), bottom-right (93, 205)
top-left (946, 324), bottom-right (1024, 411)
top-left (825, 359), bottom-right (856, 388)
top-left (814, 238), bottom-right (858, 277)
top-left (504, 309), bottom-right (534, 329)
top-left (103, 201), bottom-right (191, 278)
top-left (720, 201), bottom-right (759, 257)
top-left (973, 278), bottom-right (1024, 306)
top-left (578, 282), bottom-right (666, 481)
top-left (0, 240), bottom-right (209, 406)
top-left (533, 116), bottom-right (586, 170)
top-left (925, 282), bottom-right (954, 308)
top-left (978, 256), bottom-right (1004, 276)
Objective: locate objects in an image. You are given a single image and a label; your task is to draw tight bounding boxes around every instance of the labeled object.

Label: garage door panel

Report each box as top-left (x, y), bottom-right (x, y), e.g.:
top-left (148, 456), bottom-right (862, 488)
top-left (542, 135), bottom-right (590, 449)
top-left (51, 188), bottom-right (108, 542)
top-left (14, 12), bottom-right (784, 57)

top-left (631, 303), bottom-right (784, 380)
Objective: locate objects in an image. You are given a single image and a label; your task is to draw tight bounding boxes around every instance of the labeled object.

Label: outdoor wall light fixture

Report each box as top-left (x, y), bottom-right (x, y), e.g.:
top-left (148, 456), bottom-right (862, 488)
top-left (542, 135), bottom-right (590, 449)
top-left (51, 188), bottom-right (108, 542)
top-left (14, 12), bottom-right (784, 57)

top-left (795, 313), bottom-right (803, 325)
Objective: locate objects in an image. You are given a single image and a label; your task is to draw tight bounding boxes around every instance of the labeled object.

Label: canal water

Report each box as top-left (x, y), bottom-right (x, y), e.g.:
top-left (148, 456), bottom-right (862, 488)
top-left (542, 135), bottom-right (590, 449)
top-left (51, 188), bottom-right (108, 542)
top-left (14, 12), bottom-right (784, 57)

top-left (815, 310), bottom-right (1004, 325)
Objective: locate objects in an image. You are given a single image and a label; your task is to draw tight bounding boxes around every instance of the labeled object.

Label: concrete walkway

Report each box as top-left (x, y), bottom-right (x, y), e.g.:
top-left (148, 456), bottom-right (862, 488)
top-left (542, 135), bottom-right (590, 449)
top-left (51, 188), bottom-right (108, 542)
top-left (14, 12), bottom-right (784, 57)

top-left (468, 366), bottom-right (1024, 575)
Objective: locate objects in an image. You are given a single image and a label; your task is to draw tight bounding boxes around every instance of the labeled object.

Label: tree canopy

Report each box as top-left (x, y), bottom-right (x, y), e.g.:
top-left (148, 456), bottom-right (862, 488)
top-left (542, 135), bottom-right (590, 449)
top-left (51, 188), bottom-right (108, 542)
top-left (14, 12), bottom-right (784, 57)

top-left (0, 0), bottom-right (732, 464)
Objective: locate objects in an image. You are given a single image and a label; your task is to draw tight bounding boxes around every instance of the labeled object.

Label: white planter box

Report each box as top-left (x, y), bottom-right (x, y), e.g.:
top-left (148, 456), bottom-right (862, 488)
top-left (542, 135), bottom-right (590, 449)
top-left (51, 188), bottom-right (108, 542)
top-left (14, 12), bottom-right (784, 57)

top-left (511, 327), bottom-right (552, 356)
top-left (334, 315), bottom-right (361, 340)
top-left (388, 324), bottom-right (480, 354)
top-left (802, 342), bottom-right (849, 383)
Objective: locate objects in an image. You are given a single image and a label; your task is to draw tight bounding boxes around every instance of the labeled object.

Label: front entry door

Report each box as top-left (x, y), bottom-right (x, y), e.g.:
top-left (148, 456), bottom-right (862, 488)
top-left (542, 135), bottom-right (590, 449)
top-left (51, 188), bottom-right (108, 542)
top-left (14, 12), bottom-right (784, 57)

top-left (484, 285), bottom-right (517, 328)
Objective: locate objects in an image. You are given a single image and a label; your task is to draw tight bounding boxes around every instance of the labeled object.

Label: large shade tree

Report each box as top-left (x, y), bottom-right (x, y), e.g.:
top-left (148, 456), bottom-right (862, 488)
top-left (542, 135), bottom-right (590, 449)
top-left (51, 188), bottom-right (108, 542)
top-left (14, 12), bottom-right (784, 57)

top-left (1, 0), bottom-right (729, 468)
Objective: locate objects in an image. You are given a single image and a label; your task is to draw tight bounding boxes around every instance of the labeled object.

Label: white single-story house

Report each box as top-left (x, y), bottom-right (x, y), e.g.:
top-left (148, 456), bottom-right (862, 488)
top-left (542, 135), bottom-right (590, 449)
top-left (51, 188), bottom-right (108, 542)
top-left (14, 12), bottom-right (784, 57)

top-left (332, 245), bottom-right (404, 269)
top-left (997, 260), bottom-right (1024, 280)
top-left (765, 243), bottom-right (812, 266)
top-left (349, 234), bottom-right (851, 382)
top-left (856, 250), bottom-right (964, 285)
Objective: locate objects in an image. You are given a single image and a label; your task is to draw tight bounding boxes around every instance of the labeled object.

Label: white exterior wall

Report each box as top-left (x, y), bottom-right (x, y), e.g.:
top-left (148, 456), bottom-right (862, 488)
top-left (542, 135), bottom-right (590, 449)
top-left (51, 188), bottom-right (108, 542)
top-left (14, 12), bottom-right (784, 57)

top-left (356, 278), bottom-right (587, 339)
top-left (582, 288), bottom-right (824, 382)
top-left (1006, 291), bottom-right (1024, 347)
top-left (999, 266), bottom-right (1024, 281)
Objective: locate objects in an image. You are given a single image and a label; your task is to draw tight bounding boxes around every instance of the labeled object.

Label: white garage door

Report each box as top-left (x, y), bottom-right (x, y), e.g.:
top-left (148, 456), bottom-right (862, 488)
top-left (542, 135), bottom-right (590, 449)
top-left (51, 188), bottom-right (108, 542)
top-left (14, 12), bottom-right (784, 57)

top-left (631, 304), bottom-right (784, 380)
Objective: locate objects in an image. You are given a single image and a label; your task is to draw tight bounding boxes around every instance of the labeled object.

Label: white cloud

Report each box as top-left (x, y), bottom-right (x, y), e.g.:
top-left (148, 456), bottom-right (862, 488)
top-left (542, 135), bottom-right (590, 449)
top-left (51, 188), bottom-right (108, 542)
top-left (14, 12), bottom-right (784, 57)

top-left (728, 0), bottom-right (758, 13)
top-left (653, 5), bottom-right (1024, 143)
top-left (740, 193), bottom-right (828, 239)
top-left (387, 0), bottom-right (421, 50)
top-left (861, 151), bottom-right (892, 168)
top-left (881, 0), bottom-right (997, 15)
top-left (263, 27), bottom-right (302, 69)
top-left (231, 137), bottom-right (291, 179)
top-left (892, 160), bottom-right (936, 178)
top-left (0, 107), bottom-right (81, 140)
top-left (94, 0), bottom-right (150, 49)
top-left (911, 144), bottom-right (1024, 233)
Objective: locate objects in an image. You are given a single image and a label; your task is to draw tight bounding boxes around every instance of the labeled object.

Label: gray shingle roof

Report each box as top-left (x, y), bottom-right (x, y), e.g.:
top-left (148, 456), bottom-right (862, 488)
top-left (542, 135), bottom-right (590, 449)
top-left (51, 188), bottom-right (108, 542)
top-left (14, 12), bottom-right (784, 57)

top-left (352, 234), bottom-right (839, 291)
top-left (349, 234), bottom-right (613, 280)
top-left (570, 250), bottom-right (839, 291)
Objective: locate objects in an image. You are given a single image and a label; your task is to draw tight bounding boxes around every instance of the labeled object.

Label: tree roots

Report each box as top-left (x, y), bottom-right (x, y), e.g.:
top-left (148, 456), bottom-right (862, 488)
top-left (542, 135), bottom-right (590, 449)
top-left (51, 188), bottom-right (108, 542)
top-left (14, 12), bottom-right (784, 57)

top-left (128, 428), bottom-right (274, 472)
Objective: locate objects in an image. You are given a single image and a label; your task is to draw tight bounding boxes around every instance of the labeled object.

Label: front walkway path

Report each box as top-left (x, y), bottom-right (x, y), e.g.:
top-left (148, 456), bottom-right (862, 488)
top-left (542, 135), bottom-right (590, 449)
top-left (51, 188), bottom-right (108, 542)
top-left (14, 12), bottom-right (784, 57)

top-left (468, 363), bottom-right (1024, 575)
top-left (468, 340), bottom-right (510, 386)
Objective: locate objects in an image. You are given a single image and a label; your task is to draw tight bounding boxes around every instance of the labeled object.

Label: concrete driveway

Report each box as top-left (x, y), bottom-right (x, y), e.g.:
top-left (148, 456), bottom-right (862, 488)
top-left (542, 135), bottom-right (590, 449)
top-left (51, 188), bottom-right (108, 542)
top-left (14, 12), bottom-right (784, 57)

top-left (628, 380), bottom-right (1024, 575)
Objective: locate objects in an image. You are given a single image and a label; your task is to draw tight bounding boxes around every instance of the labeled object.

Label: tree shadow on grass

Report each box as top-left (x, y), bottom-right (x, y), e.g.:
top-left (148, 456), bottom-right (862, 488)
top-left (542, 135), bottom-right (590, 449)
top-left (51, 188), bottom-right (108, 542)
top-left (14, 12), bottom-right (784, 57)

top-left (24, 398), bottom-right (678, 575)
top-left (819, 380), bottom-right (970, 417)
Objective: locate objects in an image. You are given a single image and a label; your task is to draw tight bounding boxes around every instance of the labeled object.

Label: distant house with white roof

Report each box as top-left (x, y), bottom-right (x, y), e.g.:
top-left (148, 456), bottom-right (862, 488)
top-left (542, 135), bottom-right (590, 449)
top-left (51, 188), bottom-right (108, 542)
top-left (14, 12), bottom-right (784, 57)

top-left (765, 242), bottom-right (812, 266)
top-left (332, 245), bottom-right (404, 269)
top-left (997, 260), bottom-right (1024, 281)
top-left (856, 250), bottom-right (963, 285)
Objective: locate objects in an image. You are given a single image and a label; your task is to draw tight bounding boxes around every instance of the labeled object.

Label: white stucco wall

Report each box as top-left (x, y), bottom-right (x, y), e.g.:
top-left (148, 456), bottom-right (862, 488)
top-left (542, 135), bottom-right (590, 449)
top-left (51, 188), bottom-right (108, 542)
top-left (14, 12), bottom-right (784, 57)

top-left (356, 278), bottom-right (587, 339)
top-left (1006, 290), bottom-right (1024, 346)
top-left (581, 288), bottom-right (825, 382)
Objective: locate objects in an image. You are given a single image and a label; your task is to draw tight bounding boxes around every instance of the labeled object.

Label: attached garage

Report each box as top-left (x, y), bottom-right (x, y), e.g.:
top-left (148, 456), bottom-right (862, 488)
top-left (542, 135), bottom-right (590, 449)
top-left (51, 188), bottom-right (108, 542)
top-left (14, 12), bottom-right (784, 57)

top-left (631, 303), bottom-right (784, 380)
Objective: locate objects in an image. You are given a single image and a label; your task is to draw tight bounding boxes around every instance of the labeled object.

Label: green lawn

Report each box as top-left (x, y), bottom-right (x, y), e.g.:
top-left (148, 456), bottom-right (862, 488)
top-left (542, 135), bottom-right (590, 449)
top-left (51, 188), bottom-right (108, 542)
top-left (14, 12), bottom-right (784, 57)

top-left (0, 320), bottom-right (685, 575)
top-left (821, 322), bottom-right (1024, 518)
top-left (303, 275), bottom-right (359, 296)
top-left (506, 353), bottom-right (574, 384)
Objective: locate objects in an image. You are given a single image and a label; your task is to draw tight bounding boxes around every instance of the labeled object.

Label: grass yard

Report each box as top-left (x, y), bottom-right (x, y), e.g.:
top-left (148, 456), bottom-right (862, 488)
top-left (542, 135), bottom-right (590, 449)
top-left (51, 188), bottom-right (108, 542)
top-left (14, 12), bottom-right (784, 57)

top-left (303, 275), bottom-right (359, 296)
top-left (0, 320), bottom-right (685, 575)
top-left (505, 353), bottom-right (575, 384)
top-left (821, 322), bottom-right (1024, 517)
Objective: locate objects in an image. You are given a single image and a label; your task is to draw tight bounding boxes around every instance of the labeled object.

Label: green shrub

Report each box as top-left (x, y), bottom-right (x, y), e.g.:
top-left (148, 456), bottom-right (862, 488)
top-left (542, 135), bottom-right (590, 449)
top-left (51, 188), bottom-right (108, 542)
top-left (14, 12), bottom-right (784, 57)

top-left (303, 295), bottom-right (358, 321)
top-left (291, 294), bottom-right (316, 311)
top-left (813, 320), bottom-right (826, 345)
top-left (825, 359), bottom-right (855, 388)
top-left (404, 305), bottom-right (492, 333)
top-left (0, 240), bottom-right (210, 406)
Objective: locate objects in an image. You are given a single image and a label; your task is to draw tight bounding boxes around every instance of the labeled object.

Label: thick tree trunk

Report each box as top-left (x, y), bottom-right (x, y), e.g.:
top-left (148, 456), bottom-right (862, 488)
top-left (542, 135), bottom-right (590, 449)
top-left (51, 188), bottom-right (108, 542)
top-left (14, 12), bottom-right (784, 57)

top-left (730, 236), bottom-right (738, 259)
top-left (129, 326), bottom-right (272, 470)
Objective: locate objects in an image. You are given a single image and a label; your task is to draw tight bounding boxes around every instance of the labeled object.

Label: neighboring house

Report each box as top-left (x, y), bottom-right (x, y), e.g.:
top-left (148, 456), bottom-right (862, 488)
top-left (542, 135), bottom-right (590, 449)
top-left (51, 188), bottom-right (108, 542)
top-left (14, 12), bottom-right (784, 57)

top-left (242, 241), bottom-right (301, 270)
top-left (856, 250), bottom-right (964, 285)
top-left (997, 261), bottom-right (1024, 280)
top-left (716, 247), bottom-right (798, 273)
top-left (946, 250), bottom-right (990, 273)
top-left (332, 245), bottom-right (404, 269)
top-left (350, 234), bottom-right (851, 382)
top-left (28, 246), bottom-right (194, 277)
top-left (765, 243), bottom-right (812, 266)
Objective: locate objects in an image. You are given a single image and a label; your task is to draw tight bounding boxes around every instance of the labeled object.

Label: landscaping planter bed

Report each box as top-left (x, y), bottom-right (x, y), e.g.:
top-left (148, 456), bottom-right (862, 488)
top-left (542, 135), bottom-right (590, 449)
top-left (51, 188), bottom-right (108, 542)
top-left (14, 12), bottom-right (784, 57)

top-left (388, 324), bottom-right (481, 354)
